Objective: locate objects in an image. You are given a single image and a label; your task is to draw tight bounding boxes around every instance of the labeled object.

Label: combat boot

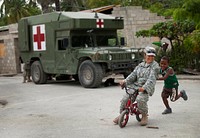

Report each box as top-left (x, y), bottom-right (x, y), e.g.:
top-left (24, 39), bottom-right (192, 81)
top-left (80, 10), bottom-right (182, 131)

top-left (27, 78), bottom-right (32, 82)
top-left (113, 116), bottom-right (119, 124)
top-left (23, 76), bottom-right (26, 83)
top-left (140, 113), bottom-right (148, 126)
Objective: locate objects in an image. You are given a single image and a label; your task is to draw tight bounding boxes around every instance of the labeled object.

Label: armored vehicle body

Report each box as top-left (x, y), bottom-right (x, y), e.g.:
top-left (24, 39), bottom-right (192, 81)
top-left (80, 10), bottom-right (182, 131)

top-left (19, 12), bottom-right (143, 88)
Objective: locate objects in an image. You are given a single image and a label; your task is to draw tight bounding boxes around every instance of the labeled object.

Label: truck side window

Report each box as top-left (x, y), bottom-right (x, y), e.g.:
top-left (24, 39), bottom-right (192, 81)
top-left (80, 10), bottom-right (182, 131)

top-left (58, 38), bottom-right (68, 50)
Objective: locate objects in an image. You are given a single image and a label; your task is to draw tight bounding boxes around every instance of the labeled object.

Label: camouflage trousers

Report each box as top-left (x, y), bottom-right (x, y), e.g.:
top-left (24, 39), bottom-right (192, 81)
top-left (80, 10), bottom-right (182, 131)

top-left (119, 92), bottom-right (149, 114)
top-left (23, 69), bottom-right (31, 83)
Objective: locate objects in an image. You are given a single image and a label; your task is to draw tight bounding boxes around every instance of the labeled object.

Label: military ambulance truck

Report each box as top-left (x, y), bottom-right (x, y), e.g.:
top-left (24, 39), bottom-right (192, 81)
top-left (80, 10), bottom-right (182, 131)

top-left (18, 12), bottom-right (143, 88)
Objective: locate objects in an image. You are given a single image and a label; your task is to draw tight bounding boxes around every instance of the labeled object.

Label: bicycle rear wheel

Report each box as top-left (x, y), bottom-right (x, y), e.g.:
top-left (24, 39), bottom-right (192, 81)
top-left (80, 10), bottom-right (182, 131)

top-left (136, 113), bottom-right (142, 122)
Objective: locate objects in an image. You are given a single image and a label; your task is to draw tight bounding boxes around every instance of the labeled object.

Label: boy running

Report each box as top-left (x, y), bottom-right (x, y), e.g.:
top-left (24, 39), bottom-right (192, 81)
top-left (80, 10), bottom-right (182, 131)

top-left (158, 56), bottom-right (188, 114)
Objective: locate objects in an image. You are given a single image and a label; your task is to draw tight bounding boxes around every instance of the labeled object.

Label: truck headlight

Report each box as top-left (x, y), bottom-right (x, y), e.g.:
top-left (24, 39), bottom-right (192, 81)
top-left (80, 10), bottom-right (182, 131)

top-left (109, 54), bottom-right (112, 60)
top-left (131, 54), bottom-right (135, 59)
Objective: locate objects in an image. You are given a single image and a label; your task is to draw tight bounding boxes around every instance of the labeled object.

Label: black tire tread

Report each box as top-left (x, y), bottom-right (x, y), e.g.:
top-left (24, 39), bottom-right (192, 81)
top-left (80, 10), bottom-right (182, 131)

top-left (31, 61), bottom-right (47, 84)
top-left (119, 110), bottom-right (129, 128)
top-left (78, 60), bottom-right (103, 88)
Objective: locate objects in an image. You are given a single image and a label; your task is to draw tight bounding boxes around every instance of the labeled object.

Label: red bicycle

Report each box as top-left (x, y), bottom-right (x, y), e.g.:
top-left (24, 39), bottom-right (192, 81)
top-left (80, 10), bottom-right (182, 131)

top-left (118, 86), bottom-right (142, 128)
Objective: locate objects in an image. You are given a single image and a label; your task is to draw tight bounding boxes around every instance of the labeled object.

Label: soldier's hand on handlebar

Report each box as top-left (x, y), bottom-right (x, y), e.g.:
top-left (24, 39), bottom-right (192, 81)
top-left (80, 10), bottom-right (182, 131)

top-left (138, 87), bottom-right (145, 92)
top-left (138, 87), bottom-right (147, 93)
top-left (119, 80), bottom-right (126, 89)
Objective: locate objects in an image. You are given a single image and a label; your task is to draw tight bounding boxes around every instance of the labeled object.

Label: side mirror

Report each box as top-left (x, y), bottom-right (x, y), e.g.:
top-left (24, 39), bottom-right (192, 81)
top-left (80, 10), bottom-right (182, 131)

top-left (63, 38), bottom-right (68, 48)
top-left (120, 37), bottom-right (125, 46)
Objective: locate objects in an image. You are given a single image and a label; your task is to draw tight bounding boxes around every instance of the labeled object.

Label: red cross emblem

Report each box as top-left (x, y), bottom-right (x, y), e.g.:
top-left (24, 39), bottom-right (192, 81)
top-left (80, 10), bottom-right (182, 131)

top-left (33, 24), bottom-right (46, 51)
top-left (96, 19), bottom-right (104, 28)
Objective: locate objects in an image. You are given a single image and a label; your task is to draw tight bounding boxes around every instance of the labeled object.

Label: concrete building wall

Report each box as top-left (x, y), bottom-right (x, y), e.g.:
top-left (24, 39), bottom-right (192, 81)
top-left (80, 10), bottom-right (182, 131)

top-left (0, 24), bottom-right (20, 75)
top-left (112, 6), bottom-right (166, 48)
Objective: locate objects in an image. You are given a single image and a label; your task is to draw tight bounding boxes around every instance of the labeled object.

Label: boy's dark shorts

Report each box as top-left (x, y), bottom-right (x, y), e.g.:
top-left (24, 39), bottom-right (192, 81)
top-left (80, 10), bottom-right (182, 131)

top-left (161, 87), bottom-right (178, 98)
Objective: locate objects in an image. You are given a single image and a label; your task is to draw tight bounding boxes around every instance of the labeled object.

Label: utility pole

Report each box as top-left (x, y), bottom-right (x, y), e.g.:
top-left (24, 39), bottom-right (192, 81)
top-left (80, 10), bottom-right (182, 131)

top-left (55, 0), bottom-right (60, 11)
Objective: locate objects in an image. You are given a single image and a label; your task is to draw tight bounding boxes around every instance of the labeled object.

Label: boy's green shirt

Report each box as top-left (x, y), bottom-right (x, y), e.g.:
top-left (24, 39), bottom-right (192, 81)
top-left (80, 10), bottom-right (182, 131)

top-left (160, 66), bottom-right (179, 88)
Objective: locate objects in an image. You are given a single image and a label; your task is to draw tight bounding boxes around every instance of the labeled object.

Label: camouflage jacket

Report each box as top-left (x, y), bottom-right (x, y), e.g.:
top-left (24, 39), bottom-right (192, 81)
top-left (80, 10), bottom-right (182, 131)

top-left (125, 60), bottom-right (159, 96)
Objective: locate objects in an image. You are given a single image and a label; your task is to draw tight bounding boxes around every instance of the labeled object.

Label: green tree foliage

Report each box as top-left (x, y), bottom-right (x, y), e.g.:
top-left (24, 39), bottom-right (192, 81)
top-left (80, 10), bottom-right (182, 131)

top-left (55, 0), bottom-right (60, 11)
top-left (184, 30), bottom-right (200, 69)
top-left (36, 0), bottom-right (55, 13)
top-left (128, 0), bottom-right (151, 8)
top-left (149, 0), bottom-right (184, 17)
top-left (136, 20), bottom-right (196, 71)
top-left (0, 0), bottom-right (41, 25)
top-left (85, 0), bottom-right (152, 9)
top-left (85, 0), bottom-right (120, 8)
top-left (173, 0), bottom-right (200, 29)
top-left (136, 20), bottom-right (195, 49)
top-left (60, 0), bottom-right (85, 11)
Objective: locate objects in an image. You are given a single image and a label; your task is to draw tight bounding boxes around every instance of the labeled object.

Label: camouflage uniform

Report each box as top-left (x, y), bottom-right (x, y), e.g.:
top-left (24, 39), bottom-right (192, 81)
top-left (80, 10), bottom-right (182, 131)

top-left (23, 63), bottom-right (32, 83)
top-left (119, 60), bottom-right (159, 114)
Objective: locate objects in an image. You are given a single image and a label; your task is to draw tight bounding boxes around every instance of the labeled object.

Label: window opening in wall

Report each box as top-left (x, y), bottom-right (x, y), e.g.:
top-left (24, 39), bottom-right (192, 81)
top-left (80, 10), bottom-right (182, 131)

top-left (0, 40), bottom-right (5, 58)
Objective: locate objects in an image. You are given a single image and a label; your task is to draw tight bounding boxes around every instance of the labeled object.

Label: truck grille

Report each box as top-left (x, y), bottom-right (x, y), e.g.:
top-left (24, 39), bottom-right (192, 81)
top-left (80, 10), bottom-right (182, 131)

top-left (112, 63), bottom-right (130, 68)
top-left (112, 53), bottom-right (130, 60)
top-left (110, 62), bottom-right (135, 69)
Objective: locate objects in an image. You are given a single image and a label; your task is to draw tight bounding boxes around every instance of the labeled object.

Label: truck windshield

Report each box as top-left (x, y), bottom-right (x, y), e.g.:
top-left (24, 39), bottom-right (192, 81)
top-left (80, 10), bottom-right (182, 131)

top-left (96, 35), bottom-right (118, 47)
top-left (72, 35), bottom-right (92, 48)
top-left (72, 35), bottom-right (118, 48)
top-left (71, 30), bottom-right (118, 48)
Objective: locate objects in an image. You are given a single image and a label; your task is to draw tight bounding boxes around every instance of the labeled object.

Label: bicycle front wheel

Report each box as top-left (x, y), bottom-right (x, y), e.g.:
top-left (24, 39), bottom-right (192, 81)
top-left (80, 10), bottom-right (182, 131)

top-left (119, 110), bottom-right (129, 128)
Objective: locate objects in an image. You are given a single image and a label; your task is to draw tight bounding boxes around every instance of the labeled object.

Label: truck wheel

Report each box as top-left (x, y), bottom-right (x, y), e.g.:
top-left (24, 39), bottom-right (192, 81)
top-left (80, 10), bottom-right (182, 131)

top-left (78, 60), bottom-right (103, 88)
top-left (31, 61), bottom-right (47, 84)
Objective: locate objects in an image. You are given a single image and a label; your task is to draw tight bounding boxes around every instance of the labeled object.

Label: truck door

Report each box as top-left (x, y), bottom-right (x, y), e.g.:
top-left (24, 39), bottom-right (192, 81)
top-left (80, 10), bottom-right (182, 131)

top-left (55, 37), bottom-right (72, 74)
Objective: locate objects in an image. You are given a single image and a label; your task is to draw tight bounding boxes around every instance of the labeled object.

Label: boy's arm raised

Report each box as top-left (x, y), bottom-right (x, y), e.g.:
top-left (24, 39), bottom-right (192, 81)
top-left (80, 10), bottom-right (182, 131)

top-left (158, 68), bottom-right (173, 80)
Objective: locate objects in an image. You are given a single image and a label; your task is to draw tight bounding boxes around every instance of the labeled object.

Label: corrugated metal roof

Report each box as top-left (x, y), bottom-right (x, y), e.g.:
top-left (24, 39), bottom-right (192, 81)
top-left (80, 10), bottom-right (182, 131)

top-left (0, 26), bottom-right (9, 32)
top-left (81, 5), bottom-right (120, 13)
top-left (62, 12), bottom-right (115, 19)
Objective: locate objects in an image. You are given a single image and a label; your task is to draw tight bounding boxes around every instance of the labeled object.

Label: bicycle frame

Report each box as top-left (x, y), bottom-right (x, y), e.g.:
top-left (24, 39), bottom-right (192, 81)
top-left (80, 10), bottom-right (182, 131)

top-left (124, 87), bottom-right (140, 115)
top-left (119, 86), bottom-right (141, 128)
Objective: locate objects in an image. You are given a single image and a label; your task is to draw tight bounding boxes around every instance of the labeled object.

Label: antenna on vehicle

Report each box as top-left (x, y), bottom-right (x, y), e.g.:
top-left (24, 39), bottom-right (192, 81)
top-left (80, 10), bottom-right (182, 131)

top-left (57, 12), bottom-right (62, 21)
top-left (94, 12), bottom-right (99, 18)
top-left (87, 29), bottom-right (94, 48)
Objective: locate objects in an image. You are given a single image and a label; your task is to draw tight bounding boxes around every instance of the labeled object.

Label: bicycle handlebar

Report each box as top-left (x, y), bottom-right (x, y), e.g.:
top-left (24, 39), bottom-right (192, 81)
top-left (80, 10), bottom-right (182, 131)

top-left (124, 85), bottom-right (138, 95)
top-left (123, 84), bottom-right (147, 95)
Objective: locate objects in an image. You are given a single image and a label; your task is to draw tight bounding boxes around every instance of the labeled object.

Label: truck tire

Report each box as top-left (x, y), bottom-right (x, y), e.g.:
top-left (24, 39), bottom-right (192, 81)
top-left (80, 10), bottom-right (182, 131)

top-left (78, 60), bottom-right (103, 88)
top-left (31, 61), bottom-right (47, 84)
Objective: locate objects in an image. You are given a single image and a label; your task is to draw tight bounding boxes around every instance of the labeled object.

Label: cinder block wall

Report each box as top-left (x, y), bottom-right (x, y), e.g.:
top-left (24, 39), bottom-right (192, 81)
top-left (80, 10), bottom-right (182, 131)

top-left (0, 24), bottom-right (19, 75)
top-left (112, 6), bottom-right (166, 48)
